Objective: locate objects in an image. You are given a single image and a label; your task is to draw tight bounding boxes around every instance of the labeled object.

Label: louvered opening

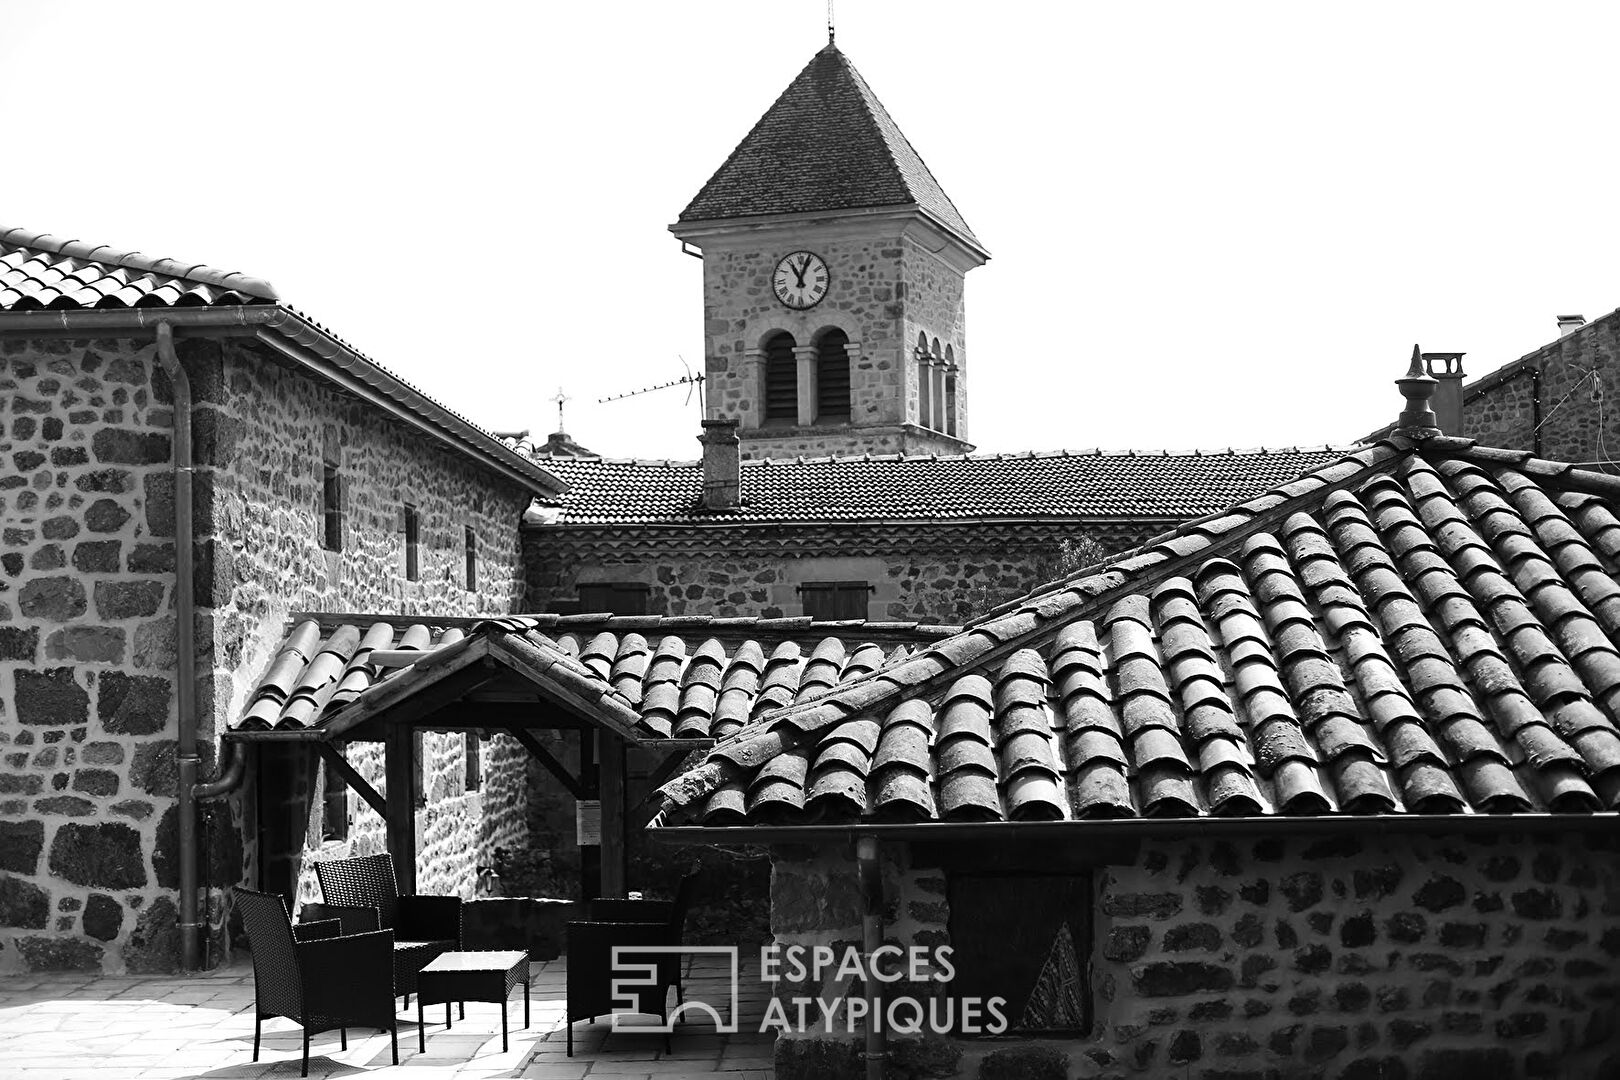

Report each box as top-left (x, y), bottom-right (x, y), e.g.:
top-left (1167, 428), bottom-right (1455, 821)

top-left (816, 329), bottom-right (851, 421)
top-left (764, 332), bottom-right (797, 422)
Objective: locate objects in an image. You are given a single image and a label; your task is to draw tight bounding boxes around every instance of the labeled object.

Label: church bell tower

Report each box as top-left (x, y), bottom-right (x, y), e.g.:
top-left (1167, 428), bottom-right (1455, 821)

top-left (672, 42), bottom-right (989, 460)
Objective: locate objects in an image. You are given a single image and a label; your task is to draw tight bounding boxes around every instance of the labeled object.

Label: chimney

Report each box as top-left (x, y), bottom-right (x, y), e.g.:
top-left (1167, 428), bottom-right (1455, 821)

top-left (1557, 314), bottom-right (1587, 338)
top-left (1394, 344), bottom-right (1439, 437)
top-left (699, 418), bottom-right (741, 511)
top-left (1422, 351), bottom-right (1466, 435)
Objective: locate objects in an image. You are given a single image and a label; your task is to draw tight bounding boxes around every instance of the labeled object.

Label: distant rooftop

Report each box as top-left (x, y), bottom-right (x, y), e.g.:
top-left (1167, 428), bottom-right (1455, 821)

top-left (527, 446), bottom-right (1349, 526)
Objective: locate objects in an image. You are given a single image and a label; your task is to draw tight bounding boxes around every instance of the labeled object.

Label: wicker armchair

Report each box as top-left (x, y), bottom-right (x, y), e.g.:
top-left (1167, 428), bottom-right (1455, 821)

top-left (313, 853), bottom-right (462, 1003)
top-left (234, 887), bottom-right (398, 1077)
top-left (564, 919), bottom-right (678, 1056)
top-left (584, 875), bottom-right (696, 1003)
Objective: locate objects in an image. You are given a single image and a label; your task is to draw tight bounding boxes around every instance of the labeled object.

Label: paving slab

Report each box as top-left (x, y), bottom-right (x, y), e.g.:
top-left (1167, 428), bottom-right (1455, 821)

top-left (0, 954), bottom-right (777, 1079)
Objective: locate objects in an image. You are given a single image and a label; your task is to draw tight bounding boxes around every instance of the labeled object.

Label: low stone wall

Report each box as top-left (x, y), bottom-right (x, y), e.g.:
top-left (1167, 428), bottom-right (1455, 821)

top-left (768, 830), bottom-right (1620, 1080)
top-left (524, 523), bottom-right (1151, 624)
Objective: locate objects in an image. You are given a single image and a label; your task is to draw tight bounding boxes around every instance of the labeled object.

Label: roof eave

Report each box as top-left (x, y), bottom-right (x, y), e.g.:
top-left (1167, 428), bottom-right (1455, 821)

top-left (671, 204), bottom-right (989, 265)
top-left (650, 812), bottom-right (1620, 844)
top-left (0, 305), bottom-right (567, 498)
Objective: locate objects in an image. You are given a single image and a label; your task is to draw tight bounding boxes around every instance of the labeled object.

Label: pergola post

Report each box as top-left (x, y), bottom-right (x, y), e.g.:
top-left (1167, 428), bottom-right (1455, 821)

top-left (579, 730), bottom-right (600, 900)
top-left (384, 723), bottom-right (417, 894)
top-left (600, 736), bottom-right (627, 898)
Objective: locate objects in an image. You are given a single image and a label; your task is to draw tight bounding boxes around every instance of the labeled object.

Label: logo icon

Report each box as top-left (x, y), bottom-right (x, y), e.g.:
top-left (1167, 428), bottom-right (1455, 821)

top-left (610, 945), bottom-right (740, 1034)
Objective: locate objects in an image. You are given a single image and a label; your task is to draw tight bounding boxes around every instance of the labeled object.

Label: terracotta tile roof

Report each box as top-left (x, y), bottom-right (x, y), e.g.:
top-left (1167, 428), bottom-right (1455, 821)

top-left (677, 45), bottom-right (981, 249)
top-left (654, 438), bottom-right (1620, 828)
top-left (230, 614), bottom-right (958, 741)
top-left (0, 225), bottom-right (277, 310)
top-left (527, 447), bottom-right (1347, 527)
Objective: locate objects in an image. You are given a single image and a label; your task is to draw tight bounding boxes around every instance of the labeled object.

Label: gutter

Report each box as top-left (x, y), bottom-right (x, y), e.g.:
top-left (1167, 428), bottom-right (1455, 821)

top-left (0, 306), bottom-right (566, 497)
top-left (649, 811), bottom-right (1620, 845)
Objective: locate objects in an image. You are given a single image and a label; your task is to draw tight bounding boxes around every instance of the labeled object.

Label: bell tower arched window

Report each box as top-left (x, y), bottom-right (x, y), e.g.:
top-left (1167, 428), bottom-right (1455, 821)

top-left (944, 345), bottom-right (958, 437)
top-left (916, 332), bottom-right (932, 429)
top-left (816, 328), bottom-right (851, 421)
top-left (764, 331), bottom-right (797, 423)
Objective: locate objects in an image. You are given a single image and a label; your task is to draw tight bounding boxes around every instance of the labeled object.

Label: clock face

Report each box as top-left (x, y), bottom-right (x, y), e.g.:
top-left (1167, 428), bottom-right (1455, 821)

top-left (772, 251), bottom-right (830, 310)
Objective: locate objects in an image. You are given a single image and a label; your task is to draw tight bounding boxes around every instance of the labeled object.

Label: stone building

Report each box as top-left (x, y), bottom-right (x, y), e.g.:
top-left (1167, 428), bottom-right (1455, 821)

top-left (1364, 310), bottom-right (1620, 466)
top-left (0, 227), bottom-right (562, 972)
top-left (524, 440), bottom-right (1345, 625)
top-left (652, 368), bottom-right (1620, 1078)
top-left (675, 42), bottom-right (988, 461)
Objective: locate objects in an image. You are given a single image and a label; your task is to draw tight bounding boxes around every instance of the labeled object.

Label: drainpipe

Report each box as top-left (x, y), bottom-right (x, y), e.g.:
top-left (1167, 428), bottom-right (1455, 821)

top-left (152, 321), bottom-right (204, 972)
top-left (855, 836), bottom-right (886, 1080)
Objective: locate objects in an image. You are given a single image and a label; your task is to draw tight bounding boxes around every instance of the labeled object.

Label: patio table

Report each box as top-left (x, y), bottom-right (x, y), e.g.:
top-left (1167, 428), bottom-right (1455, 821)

top-left (415, 949), bottom-right (530, 1053)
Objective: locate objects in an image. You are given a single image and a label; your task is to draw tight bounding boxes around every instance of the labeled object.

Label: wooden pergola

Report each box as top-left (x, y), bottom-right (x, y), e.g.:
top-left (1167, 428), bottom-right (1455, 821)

top-left (225, 615), bottom-right (711, 897)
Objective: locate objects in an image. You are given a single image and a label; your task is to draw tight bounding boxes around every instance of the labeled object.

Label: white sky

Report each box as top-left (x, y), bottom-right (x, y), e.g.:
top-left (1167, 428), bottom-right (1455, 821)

top-left (5, 2), bottom-right (1618, 461)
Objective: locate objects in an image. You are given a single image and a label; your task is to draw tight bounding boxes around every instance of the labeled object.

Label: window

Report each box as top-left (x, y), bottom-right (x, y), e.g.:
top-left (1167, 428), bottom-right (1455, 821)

top-left (464, 526), bottom-right (477, 591)
top-left (815, 328), bottom-right (851, 421)
top-left (764, 331), bottom-right (798, 422)
top-left (944, 345), bottom-right (958, 437)
top-left (403, 505), bottom-right (420, 581)
top-left (320, 463), bottom-right (342, 552)
top-left (948, 873), bottom-right (1090, 1035)
top-left (577, 582), bottom-right (651, 614)
top-left (321, 744), bottom-right (349, 841)
top-left (916, 332), bottom-right (932, 426)
top-left (465, 731), bottom-right (482, 791)
top-left (799, 581), bottom-right (872, 620)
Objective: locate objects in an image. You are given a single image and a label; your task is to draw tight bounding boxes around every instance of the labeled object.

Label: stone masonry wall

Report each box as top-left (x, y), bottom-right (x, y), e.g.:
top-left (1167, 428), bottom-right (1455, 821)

top-left (1, 334), bottom-right (534, 973)
top-left (199, 338), bottom-right (533, 925)
top-left (524, 523), bottom-right (1154, 624)
top-left (739, 425), bottom-right (970, 462)
top-left (1, 336), bottom-right (188, 975)
top-left (1464, 310), bottom-right (1620, 463)
top-left (699, 222), bottom-right (968, 459)
top-left (768, 830), bottom-right (1620, 1080)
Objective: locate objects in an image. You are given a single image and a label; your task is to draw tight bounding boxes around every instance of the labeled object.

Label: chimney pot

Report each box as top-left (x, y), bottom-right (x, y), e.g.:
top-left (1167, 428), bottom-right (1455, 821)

top-left (699, 418), bottom-right (742, 511)
top-left (1557, 314), bottom-right (1587, 338)
top-left (1423, 352), bottom-right (1466, 434)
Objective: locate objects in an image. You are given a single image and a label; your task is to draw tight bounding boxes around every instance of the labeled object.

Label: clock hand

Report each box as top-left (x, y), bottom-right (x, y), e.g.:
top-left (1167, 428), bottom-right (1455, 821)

top-left (793, 256), bottom-right (809, 288)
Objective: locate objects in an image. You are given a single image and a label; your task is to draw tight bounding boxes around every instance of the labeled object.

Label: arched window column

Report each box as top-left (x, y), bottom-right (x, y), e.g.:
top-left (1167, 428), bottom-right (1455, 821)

top-left (793, 344), bottom-right (818, 426)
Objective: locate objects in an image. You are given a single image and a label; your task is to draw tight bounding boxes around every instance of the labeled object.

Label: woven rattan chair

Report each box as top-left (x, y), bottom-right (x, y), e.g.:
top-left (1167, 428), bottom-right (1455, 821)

top-left (584, 875), bottom-right (696, 1003)
top-left (235, 887), bottom-right (398, 1077)
top-left (564, 919), bottom-right (677, 1056)
top-left (314, 853), bottom-right (462, 1004)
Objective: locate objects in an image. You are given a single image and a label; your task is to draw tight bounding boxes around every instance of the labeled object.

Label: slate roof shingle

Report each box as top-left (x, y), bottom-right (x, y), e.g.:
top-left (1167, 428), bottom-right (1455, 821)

top-left (528, 447), bottom-right (1348, 526)
top-left (0, 225), bottom-right (277, 310)
top-left (678, 44), bottom-right (981, 249)
top-left (654, 439), bottom-right (1620, 828)
top-left (232, 614), bottom-right (958, 741)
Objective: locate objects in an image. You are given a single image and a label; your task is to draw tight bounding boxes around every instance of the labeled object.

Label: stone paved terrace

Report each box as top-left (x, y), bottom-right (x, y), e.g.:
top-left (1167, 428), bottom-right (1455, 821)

top-left (0, 954), bottom-right (775, 1079)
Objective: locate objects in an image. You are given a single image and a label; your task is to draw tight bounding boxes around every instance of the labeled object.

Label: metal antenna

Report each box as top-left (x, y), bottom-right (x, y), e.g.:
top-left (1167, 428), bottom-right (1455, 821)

top-left (827, 0), bottom-right (835, 43)
top-left (598, 359), bottom-right (706, 417)
top-left (550, 387), bottom-right (571, 433)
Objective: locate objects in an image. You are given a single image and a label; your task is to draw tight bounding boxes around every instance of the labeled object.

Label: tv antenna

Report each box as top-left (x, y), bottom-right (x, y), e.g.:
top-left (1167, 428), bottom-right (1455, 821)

top-left (598, 357), bottom-right (706, 417)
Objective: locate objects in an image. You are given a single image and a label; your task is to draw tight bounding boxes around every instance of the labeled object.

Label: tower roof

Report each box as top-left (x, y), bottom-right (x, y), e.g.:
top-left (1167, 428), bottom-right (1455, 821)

top-left (678, 44), bottom-right (981, 249)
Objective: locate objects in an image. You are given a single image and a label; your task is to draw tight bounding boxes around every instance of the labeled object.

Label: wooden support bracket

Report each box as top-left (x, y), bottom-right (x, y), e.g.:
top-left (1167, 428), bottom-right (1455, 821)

top-left (506, 726), bottom-right (586, 800)
top-left (315, 742), bottom-right (387, 819)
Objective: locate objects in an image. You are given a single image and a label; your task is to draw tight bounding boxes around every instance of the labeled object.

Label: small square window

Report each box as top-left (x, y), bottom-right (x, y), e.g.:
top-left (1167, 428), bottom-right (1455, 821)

top-left (465, 526), bottom-right (477, 591)
top-left (321, 463), bottom-right (342, 552)
top-left (947, 873), bottom-right (1091, 1036)
top-left (799, 581), bottom-right (871, 621)
top-left (577, 582), bottom-right (650, 615)
top-left (403, 505), bottom-right (420, 581)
